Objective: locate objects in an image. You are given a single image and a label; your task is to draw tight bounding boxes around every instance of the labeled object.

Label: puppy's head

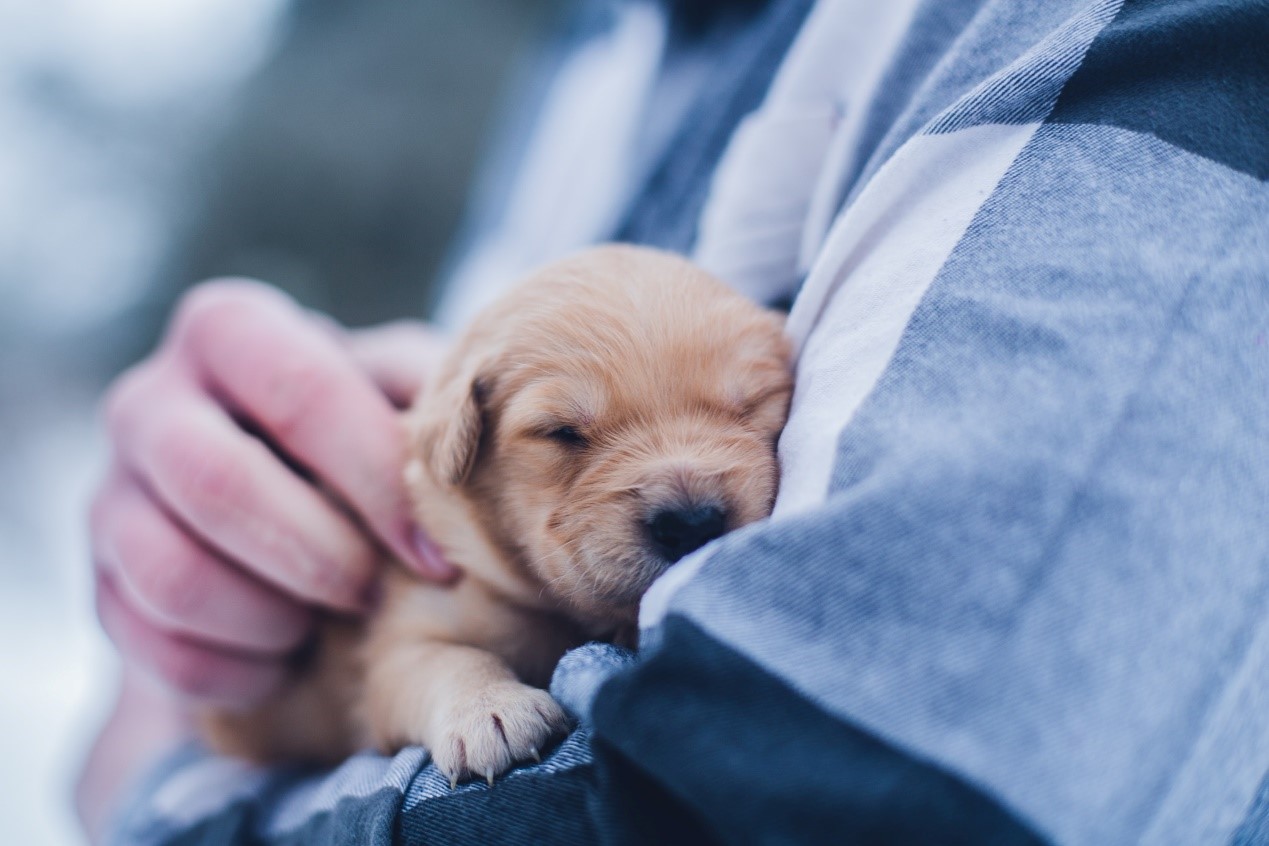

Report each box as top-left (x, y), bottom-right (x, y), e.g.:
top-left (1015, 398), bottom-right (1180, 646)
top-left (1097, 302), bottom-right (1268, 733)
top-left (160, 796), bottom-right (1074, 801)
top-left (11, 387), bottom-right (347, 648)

top-left (409, 245), bottom-right (792, 624)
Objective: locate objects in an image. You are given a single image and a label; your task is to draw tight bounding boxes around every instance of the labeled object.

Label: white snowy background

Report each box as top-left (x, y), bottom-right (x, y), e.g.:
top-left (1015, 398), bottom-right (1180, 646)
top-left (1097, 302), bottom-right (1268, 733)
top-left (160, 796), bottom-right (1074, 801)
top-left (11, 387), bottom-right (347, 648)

top-left (0, 3), bottom-right (315, 842)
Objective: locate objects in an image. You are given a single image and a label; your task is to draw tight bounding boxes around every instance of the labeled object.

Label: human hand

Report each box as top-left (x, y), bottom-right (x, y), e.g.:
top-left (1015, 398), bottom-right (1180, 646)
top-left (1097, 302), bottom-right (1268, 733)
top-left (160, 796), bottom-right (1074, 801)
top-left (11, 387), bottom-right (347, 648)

top-left (90, 280), bottom-right (457, 707)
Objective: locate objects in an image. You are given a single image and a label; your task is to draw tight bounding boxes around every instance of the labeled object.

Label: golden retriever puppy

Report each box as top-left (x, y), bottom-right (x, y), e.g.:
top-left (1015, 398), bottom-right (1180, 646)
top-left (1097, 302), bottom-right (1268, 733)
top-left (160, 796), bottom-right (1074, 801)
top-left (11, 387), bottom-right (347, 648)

top-left (203, 244), bottom-right (793, 785)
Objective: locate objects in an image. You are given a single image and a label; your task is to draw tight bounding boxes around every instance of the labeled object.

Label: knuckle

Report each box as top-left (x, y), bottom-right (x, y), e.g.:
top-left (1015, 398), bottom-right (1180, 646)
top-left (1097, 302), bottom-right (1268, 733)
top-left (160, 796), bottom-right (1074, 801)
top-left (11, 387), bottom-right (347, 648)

top-left (173, 280), bottom-right (340, 442)
top-left (172, 279), bottom-right (288, 347)
top-left (262, 355), bottom-right (337, 440)
top-left (123, 542), bottom-right (206, 624)
top-left (101, 362), bottom-right (157, 434)
top-left (154, 429), bottom-right (248, 522)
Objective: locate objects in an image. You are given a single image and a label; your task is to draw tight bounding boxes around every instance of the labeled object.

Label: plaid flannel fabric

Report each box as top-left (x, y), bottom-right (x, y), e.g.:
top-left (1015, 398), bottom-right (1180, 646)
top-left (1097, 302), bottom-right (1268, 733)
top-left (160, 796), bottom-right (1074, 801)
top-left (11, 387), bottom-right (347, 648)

top-left (108, 1), bottom-right (1269, 843)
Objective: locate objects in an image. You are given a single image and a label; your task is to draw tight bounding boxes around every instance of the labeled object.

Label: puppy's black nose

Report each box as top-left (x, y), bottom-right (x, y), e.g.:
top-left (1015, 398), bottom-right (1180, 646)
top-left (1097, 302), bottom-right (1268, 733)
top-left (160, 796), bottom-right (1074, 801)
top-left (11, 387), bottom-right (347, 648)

top-left (646, 505), bottom-right (727, 562)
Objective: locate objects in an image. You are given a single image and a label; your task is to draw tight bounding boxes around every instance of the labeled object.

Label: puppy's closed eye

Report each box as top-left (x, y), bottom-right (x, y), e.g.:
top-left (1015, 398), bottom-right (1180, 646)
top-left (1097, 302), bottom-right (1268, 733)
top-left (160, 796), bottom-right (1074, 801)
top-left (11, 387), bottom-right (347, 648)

top-left (543, 425), bottom-right (587, 449)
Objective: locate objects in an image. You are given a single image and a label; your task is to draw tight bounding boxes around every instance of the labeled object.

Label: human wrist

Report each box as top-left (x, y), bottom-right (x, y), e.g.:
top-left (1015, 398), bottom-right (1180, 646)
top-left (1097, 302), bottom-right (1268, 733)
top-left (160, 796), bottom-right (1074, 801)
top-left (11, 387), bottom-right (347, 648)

top-left (75, 667), bottom-right (195, 844)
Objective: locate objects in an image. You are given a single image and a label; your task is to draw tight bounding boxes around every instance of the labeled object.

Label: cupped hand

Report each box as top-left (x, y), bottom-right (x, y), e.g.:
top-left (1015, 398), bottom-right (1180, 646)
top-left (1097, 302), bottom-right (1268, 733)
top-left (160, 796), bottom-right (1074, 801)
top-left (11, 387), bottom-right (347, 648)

top-left (90, 279), bottom-right (457, 707)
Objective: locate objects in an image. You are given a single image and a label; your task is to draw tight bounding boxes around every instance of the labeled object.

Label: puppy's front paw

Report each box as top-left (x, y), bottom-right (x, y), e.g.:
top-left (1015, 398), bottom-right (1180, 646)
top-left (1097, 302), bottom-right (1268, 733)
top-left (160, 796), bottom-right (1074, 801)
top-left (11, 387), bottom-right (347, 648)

top-left (432, 683), bottom-right (569, 787)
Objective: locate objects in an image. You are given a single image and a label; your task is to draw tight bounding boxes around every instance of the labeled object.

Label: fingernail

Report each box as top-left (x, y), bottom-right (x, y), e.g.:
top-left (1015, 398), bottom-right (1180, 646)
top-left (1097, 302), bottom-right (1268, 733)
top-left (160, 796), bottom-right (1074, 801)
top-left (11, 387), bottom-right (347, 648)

top-left (411, 526), bottom-right (460, 581)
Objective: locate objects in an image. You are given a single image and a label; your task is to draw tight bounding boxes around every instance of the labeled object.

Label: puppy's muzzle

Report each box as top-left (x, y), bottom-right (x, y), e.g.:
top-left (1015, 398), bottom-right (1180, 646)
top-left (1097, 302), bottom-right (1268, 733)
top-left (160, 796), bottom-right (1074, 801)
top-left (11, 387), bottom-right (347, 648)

top-left (644, 502), bottom-right (727, 563)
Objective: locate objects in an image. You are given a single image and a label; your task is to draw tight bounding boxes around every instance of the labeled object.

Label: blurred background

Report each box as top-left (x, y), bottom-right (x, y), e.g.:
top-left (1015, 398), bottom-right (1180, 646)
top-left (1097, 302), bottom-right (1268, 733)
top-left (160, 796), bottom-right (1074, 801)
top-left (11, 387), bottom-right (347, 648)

top-left (0, 0), bottom-right (562, 841)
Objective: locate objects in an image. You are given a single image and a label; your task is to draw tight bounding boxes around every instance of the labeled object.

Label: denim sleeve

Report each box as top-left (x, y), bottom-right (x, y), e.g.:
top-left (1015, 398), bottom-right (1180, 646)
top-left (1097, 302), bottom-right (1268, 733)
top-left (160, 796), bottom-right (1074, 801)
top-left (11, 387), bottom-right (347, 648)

top-left (109, 641), bottom-right (1044, 846)
top-left (106, 648), bottom-right (625, 846)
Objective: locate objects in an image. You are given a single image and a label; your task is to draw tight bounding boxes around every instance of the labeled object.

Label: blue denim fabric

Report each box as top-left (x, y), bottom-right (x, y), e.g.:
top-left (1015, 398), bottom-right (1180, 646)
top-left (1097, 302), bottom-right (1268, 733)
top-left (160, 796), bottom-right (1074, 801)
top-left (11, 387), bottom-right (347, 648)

top-left (550, 642), bottom-right (637, 723)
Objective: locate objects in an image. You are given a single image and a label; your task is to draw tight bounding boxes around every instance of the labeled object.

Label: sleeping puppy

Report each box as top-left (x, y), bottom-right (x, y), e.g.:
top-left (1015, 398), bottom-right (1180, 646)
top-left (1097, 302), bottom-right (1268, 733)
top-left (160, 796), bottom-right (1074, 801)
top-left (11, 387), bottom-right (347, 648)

top-left (203, 244), bottom-right (793, 785)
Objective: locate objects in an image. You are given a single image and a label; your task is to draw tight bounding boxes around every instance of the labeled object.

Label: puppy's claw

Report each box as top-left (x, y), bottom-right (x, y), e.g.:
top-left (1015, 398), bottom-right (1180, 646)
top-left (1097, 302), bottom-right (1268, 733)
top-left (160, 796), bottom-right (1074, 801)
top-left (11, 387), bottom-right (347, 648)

top-left (449, 776), bottom-right (458, 790)
top-left (431, 685), bottom-right (567, 791)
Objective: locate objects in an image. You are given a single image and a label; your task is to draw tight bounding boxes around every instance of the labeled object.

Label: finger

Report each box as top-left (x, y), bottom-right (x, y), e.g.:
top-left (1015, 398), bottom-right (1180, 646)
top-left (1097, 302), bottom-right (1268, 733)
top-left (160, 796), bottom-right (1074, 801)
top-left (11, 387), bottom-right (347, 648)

top-left (344, 320), bottom-right (449, 408)
top-left (96, 572), bottom-right (286, 706)
top-left (108, 361), bottom-right (381, 612)
top-left (91, 468), bottom-right (312, 654)
top-left (171, 282), bottom-right (456, 581)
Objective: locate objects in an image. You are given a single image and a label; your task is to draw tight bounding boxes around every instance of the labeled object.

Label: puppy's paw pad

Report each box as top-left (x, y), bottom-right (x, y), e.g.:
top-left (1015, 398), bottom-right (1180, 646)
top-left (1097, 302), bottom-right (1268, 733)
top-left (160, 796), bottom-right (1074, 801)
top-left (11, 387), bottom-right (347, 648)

top-left (433, 685), bottom-right (568, 785)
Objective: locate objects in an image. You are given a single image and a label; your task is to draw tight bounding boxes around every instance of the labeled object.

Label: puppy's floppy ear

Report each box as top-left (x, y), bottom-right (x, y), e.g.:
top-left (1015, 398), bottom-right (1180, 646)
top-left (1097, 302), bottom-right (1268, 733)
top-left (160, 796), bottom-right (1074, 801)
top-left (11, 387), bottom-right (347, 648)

top-left (407, 358), bottom-right (490, 487)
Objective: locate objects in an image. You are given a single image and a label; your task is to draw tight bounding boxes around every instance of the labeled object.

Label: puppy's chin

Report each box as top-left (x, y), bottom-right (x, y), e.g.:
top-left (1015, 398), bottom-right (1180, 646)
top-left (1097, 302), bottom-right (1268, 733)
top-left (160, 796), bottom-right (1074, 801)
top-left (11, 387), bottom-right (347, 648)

top-left (533, 544), bottom-right (669, 628)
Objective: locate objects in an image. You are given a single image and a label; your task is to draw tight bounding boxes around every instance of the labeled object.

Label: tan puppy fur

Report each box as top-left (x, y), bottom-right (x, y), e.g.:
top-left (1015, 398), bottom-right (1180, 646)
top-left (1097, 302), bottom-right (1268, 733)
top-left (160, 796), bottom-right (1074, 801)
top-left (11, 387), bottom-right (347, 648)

top-left (203, 244), bottom-right (793, 785)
